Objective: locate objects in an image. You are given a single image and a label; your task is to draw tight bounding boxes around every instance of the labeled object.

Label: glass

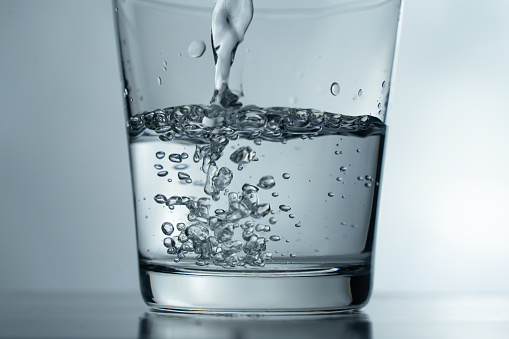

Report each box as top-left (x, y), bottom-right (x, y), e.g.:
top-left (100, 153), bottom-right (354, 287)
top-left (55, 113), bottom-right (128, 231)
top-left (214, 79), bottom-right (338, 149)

top-left (114, 0), bottom-right (401, 314)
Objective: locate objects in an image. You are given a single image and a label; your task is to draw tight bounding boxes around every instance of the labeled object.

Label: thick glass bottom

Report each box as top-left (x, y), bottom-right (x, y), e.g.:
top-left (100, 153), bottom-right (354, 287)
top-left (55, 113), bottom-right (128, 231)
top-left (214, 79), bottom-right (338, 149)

top-left (139, 263), bottom-right (372, 315)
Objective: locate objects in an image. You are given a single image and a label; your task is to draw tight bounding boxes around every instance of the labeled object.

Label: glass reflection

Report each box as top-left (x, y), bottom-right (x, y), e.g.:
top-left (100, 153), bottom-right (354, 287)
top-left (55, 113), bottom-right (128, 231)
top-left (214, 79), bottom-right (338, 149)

top-left (138, 311), bottom-right (372, 339)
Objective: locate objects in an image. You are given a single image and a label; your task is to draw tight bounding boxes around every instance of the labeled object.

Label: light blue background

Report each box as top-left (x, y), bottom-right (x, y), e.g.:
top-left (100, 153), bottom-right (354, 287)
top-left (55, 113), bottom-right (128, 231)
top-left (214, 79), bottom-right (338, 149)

top-left (1, 0), bottom-right (508, 294)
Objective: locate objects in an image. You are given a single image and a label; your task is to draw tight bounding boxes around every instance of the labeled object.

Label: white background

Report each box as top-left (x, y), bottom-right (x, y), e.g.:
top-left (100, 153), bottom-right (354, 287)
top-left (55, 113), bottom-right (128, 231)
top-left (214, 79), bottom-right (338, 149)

top-left (1, 0), bottom-right (508, 295)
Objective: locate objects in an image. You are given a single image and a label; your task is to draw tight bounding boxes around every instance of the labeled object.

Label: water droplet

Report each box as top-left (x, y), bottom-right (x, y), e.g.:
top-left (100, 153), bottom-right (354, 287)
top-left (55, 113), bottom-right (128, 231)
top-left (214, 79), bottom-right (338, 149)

top-left (169, 153), bottom-right (182, 163)
top-left (258, 175), bottom-right (276, 189)
top-left (154, 164), bottom-right (163, 170)
top-left (177, 223), bottom-right (186, 231)
top-left (187, 40), bottom-right (206, 58)
top-left (181, 152), bottom-right (189, 159)
top-left (289, 214), bottom-right (295, 219)
top-left (272, 192), bottom-right (279, 197)
top-left (269, 217), bottom-right (277, 224)
top-left (330, 82), bottom-right (340, 96)
top-left (282, 173), bottom-right (290, 179)
top-left (279, 205), bottom-right (291, 212)
top-left (157, 77), bottom-right (162, 86)
top-left (269, 235), bottom-right (281, 241)
top-left (340, 166), bottom-right (347, 172)
top-left (155, 151), bottom-right (165, 159)
top-left (328, 192), bottom-right (334, 197)
top-left (161, 222), bottom-right (174, 235)
top-left (157, 171), bottom-right (169, 177)
top-left (178, 172), bottom-right (191, 180)
top-left (358, 89), bottom-right (363, 97)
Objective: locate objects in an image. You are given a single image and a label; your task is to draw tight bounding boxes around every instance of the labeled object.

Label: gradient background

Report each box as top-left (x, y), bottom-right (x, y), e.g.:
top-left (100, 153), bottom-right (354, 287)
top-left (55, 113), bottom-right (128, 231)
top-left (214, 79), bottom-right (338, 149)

top-left (1, 0), bottom-right (508, 296)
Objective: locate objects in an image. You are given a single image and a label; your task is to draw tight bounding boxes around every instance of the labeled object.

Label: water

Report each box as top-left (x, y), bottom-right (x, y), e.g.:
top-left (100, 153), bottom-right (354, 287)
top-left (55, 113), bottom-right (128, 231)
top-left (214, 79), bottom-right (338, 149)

top-left (128, 106), bottom-right (385, 272)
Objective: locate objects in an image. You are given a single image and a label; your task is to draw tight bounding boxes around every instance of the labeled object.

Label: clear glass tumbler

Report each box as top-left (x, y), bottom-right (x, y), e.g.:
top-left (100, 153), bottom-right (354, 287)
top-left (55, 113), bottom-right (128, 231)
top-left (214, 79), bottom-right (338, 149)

top-left (115, 0), bottom-right (401, 314)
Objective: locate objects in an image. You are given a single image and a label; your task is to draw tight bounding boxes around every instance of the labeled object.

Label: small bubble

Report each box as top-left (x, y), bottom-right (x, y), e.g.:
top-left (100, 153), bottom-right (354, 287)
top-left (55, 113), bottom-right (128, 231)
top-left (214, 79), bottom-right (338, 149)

top-left (279, 205), bottom-right (291, 212)
top-left (178, 52), bottom-right (182, 58)
top-left (295, 222), bottom-right (301, 227)
top-left (382, 81), bottom-right (386, 89)
top-left (269, 235), bottom-right (281, 241)
top-left (157, 77), bottom-right (162, 86)
top-left (281, 139), bottom-right (287, 144)
top-left (162, 66), bottom-right (167, 71)
top-left (188, 40), bottom-right (206, 58)
top-left (289, 214), bottom-right (295, 219)
top-left (357, 176), bottom-right (364, 181)
top-left (272, 192), bottom-right (279, 197)
top-left (178, 233), bottom-right (189, 243)
top-left (161, 222), bottom-right (174, 236)
top-left (330, 82), bottom-right (340, 96)
top-left (300, 135), bottom-right (307, 140)
top-left (358, 89), bottom-right (363, 97)
top-left (145, 215), bottom-right (148, 219)
top-left (269, 217), bottom-right (277, 224)
top-left (185, 178), bottom-right (193, 184)
top-left (169, 153), bottom-right (182, 163)
top-left (154, 164), bottom-right (163, 170)
top-left (258, 175), bottom-right (276, 189)
top-left (290, 254), bottom-right (296, 258)
top-left (181, 152), bottom-right (189, 159)
top-left (336, 177), bottom-right (342, 181)
top-left (351, 224), bottom-right (358, 228)
top-left (328, 192), bottom-right (334, 197)
top-left (365, 183), bottom-right (372, 187)
top-left (378, 103), bottom-right (382, 109)
top-left (163, 237), bottom-right (175, 249)
top-left (282, 173), bottom-right (290, 179)
top-left (237, 164), bottom-right (244, 171)
top-left (155, 151), bottom-right (165, 159)
top-left (334, 150), bottom-right (340, 155)
top-left (365, 175), bottom-right (372, 181)
top-left (163, 61), bottom-right (167, 66)
top-left (177, 223), bottom-right (186, 231)
top-left (178, 172), bottom-right (190, 180)
top-left (167, 178), bottom-right (172, 182)
top-left (254, 139), bottom-right (262, 145)
top-left (154, 194), bottom-right (167, 204)
top-left (356, 149), bottom-right (361, 153)
top-left (340, 166), bottom-right (347, 172)
top-left (342, 195), bottom-right (346, 198)
top-left (157, 171), bottom-right (168, 177)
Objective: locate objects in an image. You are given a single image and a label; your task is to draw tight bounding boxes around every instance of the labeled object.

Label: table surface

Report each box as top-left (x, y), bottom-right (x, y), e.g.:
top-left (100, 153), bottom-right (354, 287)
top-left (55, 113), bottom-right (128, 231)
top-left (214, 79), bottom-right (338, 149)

top-left (1, 292), bottom-right (508, 339)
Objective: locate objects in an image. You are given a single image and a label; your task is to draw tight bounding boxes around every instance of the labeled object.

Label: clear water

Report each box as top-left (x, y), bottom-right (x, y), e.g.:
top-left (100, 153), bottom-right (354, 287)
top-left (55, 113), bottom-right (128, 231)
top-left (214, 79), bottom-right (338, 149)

top-left (128, 105), bottom-right (385, 272)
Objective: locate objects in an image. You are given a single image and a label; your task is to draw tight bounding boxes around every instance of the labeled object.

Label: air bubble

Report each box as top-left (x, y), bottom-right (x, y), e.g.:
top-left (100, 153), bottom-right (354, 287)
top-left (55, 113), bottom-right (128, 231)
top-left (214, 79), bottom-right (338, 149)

top-left (187, 40), bottom-right (206, 58)
top-left (336, 177), bottom-right (342, 181)
top-left (154, 194), bottom-right (167, 204)
top-left (258, 175), bottom-right (276, 189)
top-left (382, 81), bottom-right (386, 89)
top-left (272, 192), bottom-right (279, 197)
top-left (161, 222), bottom-right (174, 235)
top-left (295, 222), bottom-right (301, 227)
top-left (155, 151), bottom-right (165, 159)
top-left (289, 214), bottom-right (295, 219)
top-left (254, 139), bottom-right (262, 145)
top-left (181, 152), bottom-right (189, 159)
top-left (358, 89), bottom-right (363, 97)
top-left (290, 254), bottom-right (296, 258)
top-left (330, 82), bottom-right (340, 96)
top-left (269, 217), bottom-right (277, 224)
top-left (177, 223), bottom-right (186, 231)
top-left (157, 171), bottom-right (168, 177)
top-left (169, 153), bottom-right (182, 163)
top-left (340, 166), bottom-right (347, 172)
top-left (365, 183), bottom-right (372, 187)
top-left (328, 192), bottom-right (334, 197)
top-left (356, 149), bottom-right (361, 153)
top-left (157, 77), bottom-right (162, 86)
top-left (163, 237), bottom-right (175, 248)
top-left (154, 164), bottom-right (163, 170)
top-left (282, 173), bottom-right (290, 179)
top-left (269, 235), bottom-right (281, 241)
top-left (178, 172), bottom-right (191, 180)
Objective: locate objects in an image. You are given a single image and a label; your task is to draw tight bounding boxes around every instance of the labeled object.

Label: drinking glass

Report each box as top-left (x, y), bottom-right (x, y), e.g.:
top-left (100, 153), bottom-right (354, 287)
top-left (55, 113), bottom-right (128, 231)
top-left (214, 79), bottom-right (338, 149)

top-left (115, 0), bottom-right (401, 314)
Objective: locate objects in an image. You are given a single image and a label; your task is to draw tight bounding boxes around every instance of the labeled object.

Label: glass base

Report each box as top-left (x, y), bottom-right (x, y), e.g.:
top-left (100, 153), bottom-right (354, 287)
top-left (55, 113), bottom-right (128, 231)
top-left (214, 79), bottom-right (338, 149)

top-left (139, 264), bottom-right (372, 315)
